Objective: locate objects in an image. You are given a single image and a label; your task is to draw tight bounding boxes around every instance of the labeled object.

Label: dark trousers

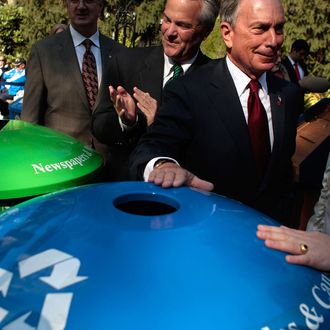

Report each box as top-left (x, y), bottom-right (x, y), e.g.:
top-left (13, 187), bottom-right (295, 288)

top-left (0, 90), bottom-right (13, 116)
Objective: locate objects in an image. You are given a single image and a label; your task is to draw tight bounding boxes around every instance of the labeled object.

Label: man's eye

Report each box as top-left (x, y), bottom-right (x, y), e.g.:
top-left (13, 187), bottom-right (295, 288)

top-left (177, 23), bottom-right (192, 29)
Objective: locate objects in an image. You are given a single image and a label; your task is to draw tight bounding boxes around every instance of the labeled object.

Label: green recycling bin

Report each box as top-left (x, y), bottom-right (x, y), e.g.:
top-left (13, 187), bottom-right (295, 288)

top-left (0, 120), bottom-right (103, 205)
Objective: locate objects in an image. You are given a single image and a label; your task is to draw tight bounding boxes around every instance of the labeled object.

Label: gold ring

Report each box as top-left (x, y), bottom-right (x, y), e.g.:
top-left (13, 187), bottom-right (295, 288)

top-left (300, 243), bottom-right (308, 254)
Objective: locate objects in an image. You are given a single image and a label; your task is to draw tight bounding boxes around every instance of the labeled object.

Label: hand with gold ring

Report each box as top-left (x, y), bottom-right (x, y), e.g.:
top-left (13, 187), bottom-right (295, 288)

top-left (256, 224), bottom-right (330, 272)
top-left (300, 243), bottom-right (308, 254)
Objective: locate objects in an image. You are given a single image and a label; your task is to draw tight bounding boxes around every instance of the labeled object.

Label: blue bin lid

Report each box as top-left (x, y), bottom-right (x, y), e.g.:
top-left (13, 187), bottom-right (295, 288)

top-left (0, 182), bottom-right (329, 329)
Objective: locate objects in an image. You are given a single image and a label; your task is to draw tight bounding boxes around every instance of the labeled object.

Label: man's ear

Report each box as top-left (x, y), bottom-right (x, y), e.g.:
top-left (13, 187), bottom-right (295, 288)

top-left (220, 22), bottom-right (233, 49)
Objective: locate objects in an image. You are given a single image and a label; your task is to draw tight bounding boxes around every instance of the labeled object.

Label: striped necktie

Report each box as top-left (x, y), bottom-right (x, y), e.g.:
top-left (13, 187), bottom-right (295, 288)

top-left (166, 63), bottom-right (183, 85)
top-left (82, 39), bottom-right (98, 110)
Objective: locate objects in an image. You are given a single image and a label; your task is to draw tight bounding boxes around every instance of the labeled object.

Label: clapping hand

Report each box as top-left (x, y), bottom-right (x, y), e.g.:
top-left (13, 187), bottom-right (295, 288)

top-left (133, 87), bottom-right (158, 126)
top-left (109, 85), bottom-right (136, 126)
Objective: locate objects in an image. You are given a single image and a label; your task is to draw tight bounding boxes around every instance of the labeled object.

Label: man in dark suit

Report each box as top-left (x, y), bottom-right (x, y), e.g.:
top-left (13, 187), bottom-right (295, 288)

top-left (282, 39), bottom-right (309, 85)
top-left (21, 0), bottom-right (124, 159)
top-left (129, 0), bottom-right (304, 225)
top-left (92, 0), bottom-right (219, 180)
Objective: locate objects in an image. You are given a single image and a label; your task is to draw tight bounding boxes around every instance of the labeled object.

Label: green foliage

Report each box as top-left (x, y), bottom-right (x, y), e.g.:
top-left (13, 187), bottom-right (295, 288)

top-left (100, 0), bottom-right (165, 46)
top-left (201, 18), bottom-right (225, 59)
top-left (0, 4), bottom-right (24, 58)
top-left (135, 0), bottom-right (165, 35)
top-left (0, 0), bottom-right (328, 78)
top-left (99, 0), bottom-right (126, 41)
top-left (17, 0), bottom-right (68, 58)
top-left (281, 0), bottom-right (330, 78)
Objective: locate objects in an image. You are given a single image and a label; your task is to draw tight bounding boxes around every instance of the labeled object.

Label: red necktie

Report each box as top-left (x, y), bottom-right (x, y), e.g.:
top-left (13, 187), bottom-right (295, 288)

top-left (294, 62), bottom-right (301, 81)
top-left (247, 80), bottom-right (270, 179)
top-left (82, 39), bottom-right (98, 110)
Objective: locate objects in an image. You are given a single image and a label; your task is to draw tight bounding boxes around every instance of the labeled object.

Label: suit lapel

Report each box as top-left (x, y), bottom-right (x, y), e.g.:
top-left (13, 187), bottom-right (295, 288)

top-left (283, 57), bottom-right (298, 84)
top-left (260, 73), bottom-right (286, 189)
top-left (206, 60), bottom-right (255, 165)
top-left (137, 46), bottom-right (164, 103)
top-left (137, 48), bottom-right (209, 104)
top-left (186, 51), bottom-right (210, 74)
top-left (95, 34), bottom-right (113, 109)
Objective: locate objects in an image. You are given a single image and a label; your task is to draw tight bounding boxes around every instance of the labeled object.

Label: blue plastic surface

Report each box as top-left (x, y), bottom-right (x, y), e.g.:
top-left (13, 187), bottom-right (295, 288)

top-left (0, 182), bottom-right (329, 330)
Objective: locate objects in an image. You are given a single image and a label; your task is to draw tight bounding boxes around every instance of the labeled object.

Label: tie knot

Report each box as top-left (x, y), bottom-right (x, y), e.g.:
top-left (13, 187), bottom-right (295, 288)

top-left (83, 39), bottom-right (93, 51)
top-left (249, 79), bottom-right (259, 93)
top-left (172, 63), bottom-right (183, 79)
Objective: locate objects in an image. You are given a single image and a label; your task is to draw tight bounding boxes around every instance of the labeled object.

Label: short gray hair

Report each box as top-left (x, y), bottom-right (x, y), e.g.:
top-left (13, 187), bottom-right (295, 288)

top-left (220, 0), bottom-right (240, 26)
top-left (200, 0), bottom-right (220, 31)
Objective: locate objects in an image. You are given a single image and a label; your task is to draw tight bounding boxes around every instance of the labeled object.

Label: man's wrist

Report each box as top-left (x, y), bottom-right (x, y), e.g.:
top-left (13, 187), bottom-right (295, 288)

top-left (154, 159), bottom-right (177, 169)
top-left (143, 157), bottom-right (179, 181)
top-left (119, 114), bottom-right (138, 131)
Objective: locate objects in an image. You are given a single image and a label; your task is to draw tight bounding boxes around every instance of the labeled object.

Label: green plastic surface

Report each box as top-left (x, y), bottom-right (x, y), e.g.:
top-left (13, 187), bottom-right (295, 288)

top-left (0, 120), bottom-right (103, 200)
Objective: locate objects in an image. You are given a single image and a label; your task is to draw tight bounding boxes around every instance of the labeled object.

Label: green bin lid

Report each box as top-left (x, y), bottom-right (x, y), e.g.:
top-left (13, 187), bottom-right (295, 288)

top-left (0, 120), bottom-right (103, 200)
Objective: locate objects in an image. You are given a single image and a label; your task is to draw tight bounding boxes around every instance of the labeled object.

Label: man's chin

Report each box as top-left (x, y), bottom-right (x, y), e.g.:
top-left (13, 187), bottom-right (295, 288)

top-left (163, 49), bottom-right (180, 60)
top-left (74, 17), bottom-right (90, 25)
top-left (259, 61), bottom-right (275, 72)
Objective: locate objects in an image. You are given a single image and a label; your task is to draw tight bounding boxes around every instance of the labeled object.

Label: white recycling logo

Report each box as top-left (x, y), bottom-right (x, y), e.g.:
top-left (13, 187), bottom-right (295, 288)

top-left (0, 249), bottom-right (88, 330)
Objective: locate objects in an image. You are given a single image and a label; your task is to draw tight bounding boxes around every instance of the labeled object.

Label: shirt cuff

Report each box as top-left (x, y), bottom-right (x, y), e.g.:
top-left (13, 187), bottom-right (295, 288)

top-left (143, 157), bottom-right (179, 181)
top-left (118, 114), bottom-right (139, 132)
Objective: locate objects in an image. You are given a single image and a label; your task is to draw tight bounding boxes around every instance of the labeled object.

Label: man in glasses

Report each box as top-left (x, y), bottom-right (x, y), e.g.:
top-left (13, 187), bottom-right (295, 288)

top-left (22, 0), bottom-right (124, 160)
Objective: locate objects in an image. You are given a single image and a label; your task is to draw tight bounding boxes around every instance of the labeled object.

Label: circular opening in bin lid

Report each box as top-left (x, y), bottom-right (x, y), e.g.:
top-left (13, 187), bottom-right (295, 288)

top-left (113, 193), bottom-right (179, 216)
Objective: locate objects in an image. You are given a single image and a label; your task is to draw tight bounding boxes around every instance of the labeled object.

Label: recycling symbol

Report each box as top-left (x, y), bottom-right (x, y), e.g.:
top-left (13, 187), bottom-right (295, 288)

top-left (0, 249), bottom-right (88, 330)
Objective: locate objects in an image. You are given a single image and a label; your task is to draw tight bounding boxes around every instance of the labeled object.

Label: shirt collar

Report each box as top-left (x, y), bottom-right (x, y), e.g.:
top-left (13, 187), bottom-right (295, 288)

top-left (164, 51), bottom-right (199, 78)
top-left (288, 55), bottom-right (295, 65)
top-left (226, 56), bottom-right (268, 96)
top-left (69, 25), bottom-right (100, 48)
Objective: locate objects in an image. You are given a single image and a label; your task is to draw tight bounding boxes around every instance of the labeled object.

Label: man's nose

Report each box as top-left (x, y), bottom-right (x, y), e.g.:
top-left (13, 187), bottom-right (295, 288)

top-left (267, 29), bottom-right (277, 47)
top-left (166, 22), bottom-right (177, 36)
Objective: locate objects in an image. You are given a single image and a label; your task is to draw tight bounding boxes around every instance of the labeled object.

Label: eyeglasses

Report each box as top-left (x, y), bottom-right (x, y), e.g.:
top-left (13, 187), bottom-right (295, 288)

top-left (0, 59), bottom-right (5, 61)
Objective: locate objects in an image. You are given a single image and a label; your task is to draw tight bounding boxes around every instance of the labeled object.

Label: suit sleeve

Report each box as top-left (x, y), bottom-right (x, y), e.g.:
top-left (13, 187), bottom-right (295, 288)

top-left (129, 80), bottom-right (194, 180)
top-left (92, 52), bottom-right (148, 147)
top-left (21, 44), bottom-right (48, 124)
top-left (92, 52), bottom-right (123, 146)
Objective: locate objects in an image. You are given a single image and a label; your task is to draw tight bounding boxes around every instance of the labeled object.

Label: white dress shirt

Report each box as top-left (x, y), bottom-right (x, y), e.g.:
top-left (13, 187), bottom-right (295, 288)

top-left (69, 25), bottom-right (102, 87)
top-left (226, 56), bottom-right (274, 147)
top-left (121, 51), bottom-right (199, 132)
top-left (163, 52), bottom-right (198, 87)
top-left (143, 57), bottom-right (276, 180)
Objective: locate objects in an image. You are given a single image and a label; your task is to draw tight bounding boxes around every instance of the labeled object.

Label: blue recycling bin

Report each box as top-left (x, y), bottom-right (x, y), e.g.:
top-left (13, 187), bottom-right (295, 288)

top-left (0, 182), bottom-right (329, 329)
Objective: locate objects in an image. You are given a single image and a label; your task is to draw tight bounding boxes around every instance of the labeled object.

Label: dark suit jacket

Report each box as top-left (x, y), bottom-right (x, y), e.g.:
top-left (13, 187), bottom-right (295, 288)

top-left (21, 28), bottom-right (124, 158)
top-left (130, 58), bottom-right (304, 224)
top-left (282, 56), bottom-right (308, 85)
top-left (92, 45), bottom-right (211, 180)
